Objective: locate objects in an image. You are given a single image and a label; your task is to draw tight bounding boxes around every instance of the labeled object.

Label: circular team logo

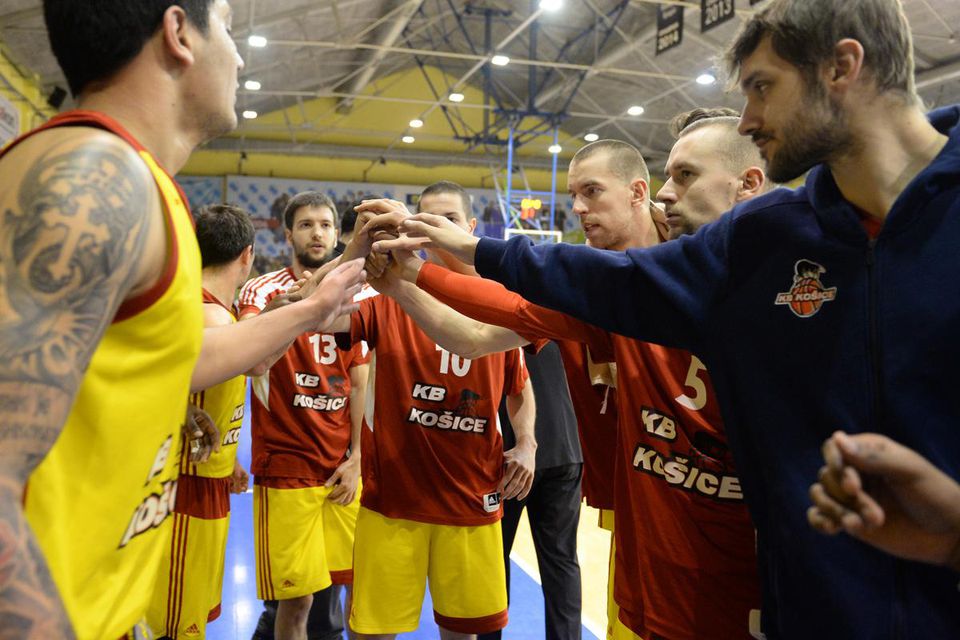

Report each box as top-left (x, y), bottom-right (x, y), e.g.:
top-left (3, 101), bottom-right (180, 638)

top-left (774, 259), bottom-right (838, 318)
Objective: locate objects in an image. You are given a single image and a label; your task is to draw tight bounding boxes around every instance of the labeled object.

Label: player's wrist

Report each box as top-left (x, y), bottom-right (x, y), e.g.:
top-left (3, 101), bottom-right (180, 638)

top-left (459, 236), bottom-right (480, 265)
top-left (401, 257), bottom-right (424, 283)
top-left (342, 237), bottom-right (366, 262)
top-left (514, 434), bottom-right (537, 450)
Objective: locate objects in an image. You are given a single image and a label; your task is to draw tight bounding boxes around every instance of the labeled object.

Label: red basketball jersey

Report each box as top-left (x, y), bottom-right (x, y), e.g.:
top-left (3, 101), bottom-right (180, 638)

top-left (336, 295), bottom-right (528, 526)
top-left (553, 340), bottom-right (618, 510)
top-left (416, 263), bottom-right (759, 639)
top-left (239, 268), bottom-right (368, 483)
top-left (600, 336), bottom-right (759, 640)
top-left (418, 264), bottom-right (616, 509)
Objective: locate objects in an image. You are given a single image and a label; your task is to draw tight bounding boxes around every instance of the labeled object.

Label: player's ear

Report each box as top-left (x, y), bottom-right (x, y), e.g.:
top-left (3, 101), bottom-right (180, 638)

top-left (160, 5), bottom-right (195, 69)
top-left (630, 178), bottom-right (649, 206)
top-left (737, 167), bottom-right (765, 201)
top-left (468, 218), bottom-right (477, 234)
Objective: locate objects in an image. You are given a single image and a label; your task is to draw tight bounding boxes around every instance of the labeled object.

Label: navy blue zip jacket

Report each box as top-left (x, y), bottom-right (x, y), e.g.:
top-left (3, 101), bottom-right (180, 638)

top-left (475, 106), bottom-right (960, 639)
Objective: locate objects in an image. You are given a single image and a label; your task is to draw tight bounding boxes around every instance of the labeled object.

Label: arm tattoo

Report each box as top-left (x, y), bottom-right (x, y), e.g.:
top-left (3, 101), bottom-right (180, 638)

top-left (0, 134), bottom-right (153, 638)
top-left (1, 136), bottom-right (150, 389)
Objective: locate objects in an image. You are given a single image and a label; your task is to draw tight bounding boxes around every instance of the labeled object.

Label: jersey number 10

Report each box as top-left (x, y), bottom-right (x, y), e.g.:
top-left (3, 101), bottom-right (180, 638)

top-left (436, 345), bottom-right (472, 377)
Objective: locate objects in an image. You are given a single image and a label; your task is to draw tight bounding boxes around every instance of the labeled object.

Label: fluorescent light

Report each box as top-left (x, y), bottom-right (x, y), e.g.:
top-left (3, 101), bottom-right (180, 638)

top-left (248, 35), bottom-right (267, 48)
top-left (402, 135), bottom-right (415, 144)
top-left (627, 105), bottom-right (645, 116)
top-left (242, 110), bottom-right (258, 119)
top-left (696, 72), bottom-right (717, 85)
top-left (448, 92), bottom-right (465, 103)
top-left (409, 118), bottom-right (424, 128)
top-left (584, 132), bottom-right (599, 142)
top-left (244, 80), bottom-right (261, 91)
top-left (539, 0), bottom-right (562, 10)
top-left (548, 144), bottom-right (562, 154)
top-left (491, 55), bottom-right (510, 66)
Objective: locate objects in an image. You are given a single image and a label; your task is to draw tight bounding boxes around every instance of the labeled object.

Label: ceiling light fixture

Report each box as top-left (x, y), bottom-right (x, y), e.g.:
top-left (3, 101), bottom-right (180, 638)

top-left (539, 0), bottom-right (563, 10)
top-left (584, 132), bottom-right (599, 142)
top-left (449, 92), bottom-right (465, 103)
top-left (248, 35), bottom-right (267, 48)
top-left (242, 110), bottom-right (258, 119)
top-left (244, 80), bottom-right (261, 91)
top-left (402, 135), bottom-right (415, 144)
top-left (409, 118), bottom-right (424, 128)
top-left (548, 144), bottom-right (562, 154)
top-left (696, 72), bottom-right (717, 85)
top-left (491, 54), bottom-right (510, 66)
top-left (627, 105), bottom-right (645, 116)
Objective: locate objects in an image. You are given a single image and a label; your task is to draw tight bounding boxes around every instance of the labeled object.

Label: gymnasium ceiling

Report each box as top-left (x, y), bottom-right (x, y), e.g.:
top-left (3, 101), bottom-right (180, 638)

top-left (2, 0), bottom-right (959, 178)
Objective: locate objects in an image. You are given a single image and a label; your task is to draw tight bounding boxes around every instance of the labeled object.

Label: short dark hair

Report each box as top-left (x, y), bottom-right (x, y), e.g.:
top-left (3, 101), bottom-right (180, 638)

top-left (668, 107), bottom-right (741, 138)
top-left (724, 0), bottom-right (916, 101)
top-left (671, 108), bottom-right (764, 176)
top-left (571, 139), bottom-right (650, 185)
top-left (283, 191), bottom-right (339, 230)
top-left (43, 1), bottom-right (215, 97)
top-left (341, 196), bottom-right (379, 235)
top-left (195, 204), bottom-right (255, 269)
top-left (419, 181), bottom-right (472, 215)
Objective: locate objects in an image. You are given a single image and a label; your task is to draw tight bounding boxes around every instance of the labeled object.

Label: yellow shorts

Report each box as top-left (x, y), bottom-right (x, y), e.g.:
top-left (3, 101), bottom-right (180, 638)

top-left (607, 522), bottom-right (644, 640)
top-left (599, 507), bottom-right (615, 532)
top-left (254, 481), bottom-right (360, 600)
top-left (349, 507), bottom-right (507, 635)
top-left (147, 511), bottom-right (230, 639)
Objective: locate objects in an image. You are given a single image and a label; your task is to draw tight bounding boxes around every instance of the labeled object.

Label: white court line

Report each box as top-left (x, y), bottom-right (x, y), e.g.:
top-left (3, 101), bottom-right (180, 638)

top-left (509, 550), bottom-right (606, 640)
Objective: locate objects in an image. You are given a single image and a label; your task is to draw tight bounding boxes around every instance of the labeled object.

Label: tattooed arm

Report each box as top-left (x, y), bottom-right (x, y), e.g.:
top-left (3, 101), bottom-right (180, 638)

top-left (0, 128), bottom-right (163, 638)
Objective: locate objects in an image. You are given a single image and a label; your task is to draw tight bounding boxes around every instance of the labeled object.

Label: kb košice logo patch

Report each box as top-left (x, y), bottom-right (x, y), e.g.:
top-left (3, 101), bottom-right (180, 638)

top-left (774, 259), bottom-right (837, 318)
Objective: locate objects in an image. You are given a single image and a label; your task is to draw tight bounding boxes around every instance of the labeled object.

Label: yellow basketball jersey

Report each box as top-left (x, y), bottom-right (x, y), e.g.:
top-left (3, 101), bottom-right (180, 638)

top-left (17, 111), bottom-right (203, 640)
top-left (183, 292), bottom-right (246, 479)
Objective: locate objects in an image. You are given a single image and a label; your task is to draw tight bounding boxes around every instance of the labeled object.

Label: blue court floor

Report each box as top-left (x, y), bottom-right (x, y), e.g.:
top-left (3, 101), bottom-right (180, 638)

top-left (205, 389), bottom-right (602, 639)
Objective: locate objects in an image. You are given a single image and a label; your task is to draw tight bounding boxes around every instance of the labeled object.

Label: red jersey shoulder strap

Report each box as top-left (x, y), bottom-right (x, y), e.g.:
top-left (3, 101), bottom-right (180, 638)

top-left (1, 110), bottom-right (147, 159)
top-left (202, 288), bottom-right (239, 320)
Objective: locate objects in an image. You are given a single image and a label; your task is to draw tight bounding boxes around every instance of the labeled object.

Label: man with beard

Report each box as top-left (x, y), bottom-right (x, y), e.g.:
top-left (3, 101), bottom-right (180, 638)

top-left (239, 191), bottom-right (370, 640)
top-left (372, 0), bottom-right (960, 637)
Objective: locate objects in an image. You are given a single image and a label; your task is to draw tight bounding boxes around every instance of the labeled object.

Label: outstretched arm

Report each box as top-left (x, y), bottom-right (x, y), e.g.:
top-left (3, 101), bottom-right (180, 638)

top-left (191, 260), bottom-right (366, 391)
top-left (414, 259), bottom-right (610, 349)
top-left (239, 291), bottom-right (304, 377)
top-left (372, 263), bottom-right (528, 360)
top-left (0, 129), bottom-right (163, 638)
top-left (809, 431), bottom-right (960, 571)
top-left (374, 212), bottom-right (729, 351)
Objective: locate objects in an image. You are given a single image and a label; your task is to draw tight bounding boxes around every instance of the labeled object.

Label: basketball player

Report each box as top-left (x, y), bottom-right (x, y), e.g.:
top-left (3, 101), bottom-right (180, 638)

top-left (239, 192), bottom-right (370, 640)
top-left (366, 119), bottom-right (768, 639)
top-left (146, 204), bottom-right (256, 639)
top-left (0, 2), bottom-right (363, 638)
top-left (361, 194), bottom-right (584, 640)
top-left (374, 1), bottom-right (960, 636)
top-left (329, 181), bottom-right (536, 639)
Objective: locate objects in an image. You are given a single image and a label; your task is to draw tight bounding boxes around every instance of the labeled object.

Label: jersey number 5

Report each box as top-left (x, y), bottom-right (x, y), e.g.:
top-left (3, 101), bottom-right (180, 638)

top-left (309, 334), bottom-right (338, 365)
top-left (675, 356), bottom-right (708, 411)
